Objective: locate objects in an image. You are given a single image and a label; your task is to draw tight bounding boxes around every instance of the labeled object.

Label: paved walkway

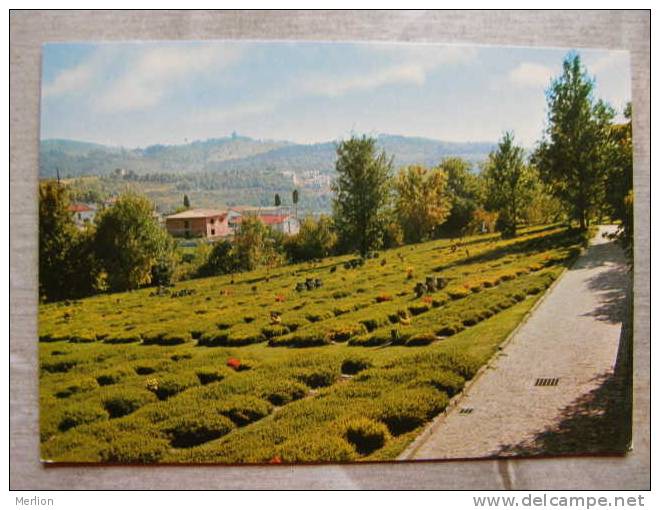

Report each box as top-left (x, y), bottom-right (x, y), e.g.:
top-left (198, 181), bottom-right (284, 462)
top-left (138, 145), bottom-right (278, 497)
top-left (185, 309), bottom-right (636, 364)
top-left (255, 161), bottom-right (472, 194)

top-left (402, 225), bottom-right (630, 460)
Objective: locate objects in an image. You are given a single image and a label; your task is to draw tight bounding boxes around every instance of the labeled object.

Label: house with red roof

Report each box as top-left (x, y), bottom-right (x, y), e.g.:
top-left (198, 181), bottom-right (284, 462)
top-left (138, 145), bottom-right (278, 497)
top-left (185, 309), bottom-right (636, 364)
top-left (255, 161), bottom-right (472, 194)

top-left (68, 203), bottom-right (96, 227)
top-left (231, 210), bottom-right (300, 235)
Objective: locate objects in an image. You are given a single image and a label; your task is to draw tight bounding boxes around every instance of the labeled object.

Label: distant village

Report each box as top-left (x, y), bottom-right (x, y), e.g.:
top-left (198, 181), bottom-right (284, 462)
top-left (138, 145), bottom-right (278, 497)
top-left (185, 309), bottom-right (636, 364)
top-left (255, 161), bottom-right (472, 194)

top-left (68, 200), bottom-right (301, 239)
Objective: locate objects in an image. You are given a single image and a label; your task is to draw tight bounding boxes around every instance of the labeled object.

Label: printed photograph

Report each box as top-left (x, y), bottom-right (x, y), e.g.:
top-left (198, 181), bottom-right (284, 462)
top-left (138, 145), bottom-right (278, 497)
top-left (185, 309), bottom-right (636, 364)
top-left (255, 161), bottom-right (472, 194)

top-left (38, 41), bottom-right (633, 464)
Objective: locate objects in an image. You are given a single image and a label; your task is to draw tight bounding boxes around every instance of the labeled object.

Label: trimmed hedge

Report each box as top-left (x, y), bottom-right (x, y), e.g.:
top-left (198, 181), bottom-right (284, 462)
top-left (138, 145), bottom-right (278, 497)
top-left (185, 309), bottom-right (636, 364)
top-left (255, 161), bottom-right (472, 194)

top-left (343, 417), bottom-right (390, 455)
top-left (377, 388), bottom-right (449, 435)
top-left (341, 356), bottom-right (372, 375)
top-left (163, 413), bottom-right (235, 448)
top-left (102, 389), bottom-right (156, 418)
top-left (216, 396), bottom-right (273, 426)
top-left (262, 380), bottom-right (309, 406)
top-left (59, 403), bottom-right (108, 431)
top-left (100, 435), bottom-right (170, 463)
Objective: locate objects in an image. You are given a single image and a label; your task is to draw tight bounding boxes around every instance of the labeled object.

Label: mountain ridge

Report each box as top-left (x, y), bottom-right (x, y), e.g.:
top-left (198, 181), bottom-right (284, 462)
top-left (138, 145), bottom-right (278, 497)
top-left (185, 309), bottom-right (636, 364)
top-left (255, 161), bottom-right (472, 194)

top-left (39, 134), bottom-right (495, 178)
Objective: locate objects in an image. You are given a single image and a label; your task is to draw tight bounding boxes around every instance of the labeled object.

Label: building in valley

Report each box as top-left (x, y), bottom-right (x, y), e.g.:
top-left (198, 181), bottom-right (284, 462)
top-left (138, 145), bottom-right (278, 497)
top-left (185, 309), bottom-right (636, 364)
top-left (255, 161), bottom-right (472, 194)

top-left (165, 208), bottom-right (231, 239)
top-left (68, 203), bottom-right (97, 227)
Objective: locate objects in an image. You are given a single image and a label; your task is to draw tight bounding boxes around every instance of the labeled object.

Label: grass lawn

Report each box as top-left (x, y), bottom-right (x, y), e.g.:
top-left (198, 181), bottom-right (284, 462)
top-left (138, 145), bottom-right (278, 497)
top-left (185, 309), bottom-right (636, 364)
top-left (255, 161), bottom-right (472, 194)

top-left (39, 224), bottom-right (588, 463)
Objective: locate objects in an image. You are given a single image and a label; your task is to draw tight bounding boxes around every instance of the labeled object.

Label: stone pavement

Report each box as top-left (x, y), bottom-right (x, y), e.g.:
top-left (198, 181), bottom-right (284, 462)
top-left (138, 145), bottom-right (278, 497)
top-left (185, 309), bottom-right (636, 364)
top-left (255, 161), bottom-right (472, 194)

top-left (402, 225), bottom-right (631, 461)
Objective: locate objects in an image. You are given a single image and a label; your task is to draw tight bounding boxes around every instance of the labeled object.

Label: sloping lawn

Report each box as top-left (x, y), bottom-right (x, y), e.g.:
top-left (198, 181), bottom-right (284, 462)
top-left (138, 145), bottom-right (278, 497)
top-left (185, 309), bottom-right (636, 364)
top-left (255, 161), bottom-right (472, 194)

top-left (39, 224), bottom-right (588, 463)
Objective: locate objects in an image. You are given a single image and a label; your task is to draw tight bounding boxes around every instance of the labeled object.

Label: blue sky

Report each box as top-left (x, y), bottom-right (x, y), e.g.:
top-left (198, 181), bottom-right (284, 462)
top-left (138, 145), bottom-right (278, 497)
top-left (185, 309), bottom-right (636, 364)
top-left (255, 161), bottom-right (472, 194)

top-left (40, 41), bottom-right (631, 148)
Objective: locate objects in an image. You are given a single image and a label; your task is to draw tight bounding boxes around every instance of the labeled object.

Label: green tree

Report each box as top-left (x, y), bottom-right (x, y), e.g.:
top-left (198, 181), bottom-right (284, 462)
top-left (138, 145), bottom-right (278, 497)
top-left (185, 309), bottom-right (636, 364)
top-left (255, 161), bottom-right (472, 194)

top-left (332, 135), bottom-right (393, 256)
top-left (39, 182), bottom-right (80, 301)
top-left (274, 193), bottom-right (282, 207)
top-left (603, 103), bottom-right (634, 255)
top-left (292, 189), bottom-right (299, 218)
top-left (484, 132), bottom-right (532, 237)
top-left (437, 157), bottom-right (484, 236)
top-left (94, 193), bottom-right (174, 291)
top-left (534, 52), bottom-right (615, 230)
top-left (183, 194), bottom-right (190, 209)
top-left (284, 215), bottom-right (337, 262)
top-left (197, 240), bottom-right (239, 277)
top-left (522, 166), bottom-right (566, 226)
top-left (233, 215), bottom-right (284, 271)
top-left (395, 165), bottom-right (451, 243)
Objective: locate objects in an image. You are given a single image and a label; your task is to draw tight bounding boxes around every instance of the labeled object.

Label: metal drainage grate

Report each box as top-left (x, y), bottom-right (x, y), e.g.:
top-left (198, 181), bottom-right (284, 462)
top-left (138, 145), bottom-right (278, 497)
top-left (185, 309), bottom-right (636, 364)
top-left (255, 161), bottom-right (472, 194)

top-left (459, 407), bottom-right (474, 414)
top-left (535, 377), bottom-right (560, 387)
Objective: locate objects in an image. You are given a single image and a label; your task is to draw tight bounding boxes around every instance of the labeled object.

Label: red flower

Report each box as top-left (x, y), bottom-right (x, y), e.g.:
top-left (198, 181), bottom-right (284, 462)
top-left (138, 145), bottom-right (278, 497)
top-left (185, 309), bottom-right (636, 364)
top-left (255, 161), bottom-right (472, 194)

top-left (269, 455), bottom-right (282, 464)
top-left (226, 358), bottom-right (241, 370)
top-left (275, 294), bottom-right (285, 302)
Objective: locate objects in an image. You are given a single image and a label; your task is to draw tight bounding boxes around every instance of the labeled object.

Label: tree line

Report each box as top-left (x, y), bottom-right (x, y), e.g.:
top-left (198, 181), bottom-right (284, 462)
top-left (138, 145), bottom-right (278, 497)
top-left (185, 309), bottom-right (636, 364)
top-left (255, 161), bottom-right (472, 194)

top-left (38, 53), bottom-right (632, 302)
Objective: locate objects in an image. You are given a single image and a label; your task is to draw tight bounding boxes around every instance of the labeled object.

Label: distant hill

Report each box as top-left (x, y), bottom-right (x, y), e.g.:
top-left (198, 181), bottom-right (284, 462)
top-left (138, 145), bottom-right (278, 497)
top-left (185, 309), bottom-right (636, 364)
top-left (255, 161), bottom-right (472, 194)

top-left (39, 134), bottom-right (494, 178)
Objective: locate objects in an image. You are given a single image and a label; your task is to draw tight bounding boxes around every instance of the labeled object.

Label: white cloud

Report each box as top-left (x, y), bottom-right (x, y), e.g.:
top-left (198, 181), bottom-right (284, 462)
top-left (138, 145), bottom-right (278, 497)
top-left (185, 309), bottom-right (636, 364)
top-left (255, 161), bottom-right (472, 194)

top-left (301, 44), bottom-right (477, 98)
top-left (508, 62), bottom-right (555, 89)
top-left (42, 60), bottom-right (95, 98)
top-left (301, 63), bottom-right (427, 98)
top-left (93, 44), bottom-right (243, 113)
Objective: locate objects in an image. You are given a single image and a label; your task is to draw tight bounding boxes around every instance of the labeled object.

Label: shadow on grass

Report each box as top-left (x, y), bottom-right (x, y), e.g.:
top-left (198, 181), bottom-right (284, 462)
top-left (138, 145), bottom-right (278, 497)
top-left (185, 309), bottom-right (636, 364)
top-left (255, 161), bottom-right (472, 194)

top-left (434, 228), bottom-right (583, 273)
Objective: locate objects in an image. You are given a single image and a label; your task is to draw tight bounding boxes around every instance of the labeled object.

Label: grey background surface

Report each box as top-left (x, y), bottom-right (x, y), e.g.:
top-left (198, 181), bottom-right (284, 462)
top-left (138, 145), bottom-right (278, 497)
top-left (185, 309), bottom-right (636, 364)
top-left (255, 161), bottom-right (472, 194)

top-left (9, 10), bottom-right (650, 490)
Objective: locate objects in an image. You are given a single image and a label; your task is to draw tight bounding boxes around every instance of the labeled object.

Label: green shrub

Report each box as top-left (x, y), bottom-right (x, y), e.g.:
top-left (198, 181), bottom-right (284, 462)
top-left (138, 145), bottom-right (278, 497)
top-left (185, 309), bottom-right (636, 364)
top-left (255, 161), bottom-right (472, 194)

top-left (59, 403), bottom-right (108, 431)
top-left (196, 369), bottom-right (226, 385)
top-left (408, 302), bottom-right (431, 316)
top-left (103, 332), bottom-right (141, 344)
top-left (269, 333), bottom-right (330, 348)
top-left (341, 356), bottom-right (372, 375)
top-left (142, 330), bottom-right (191, 346)
top-left (436, 320), bottom-right (465, 337)
top-left (163, 413), bottom-right (235, 448)
top-left (103, 389), bottom-right (156, 418)
top-left (405, 333), bottom-right (438, 346)
top-left (326, 324), bottom-right (366, 342)
top-left (447, 288), bottom-right (470, 300)
top-left (419, 370), bottom-right (465, 398)
top-left (359, 317), bottom-right (388, 332)
top-left (148, 373), bottom-right (198, 400)
top-left (378, 388), bottom-right (449, 435)
top-left (197, 331), bottom-right (229, 347)
top-left (262, 380), bottom-right (309, 406)
top-left (332, 305), bottom-right (352, 316)
top-left (440, 350), bottom-right (482, 379)
top-left (276, 434), bottom-right (356, 463)
top-left (343, 417), bottom-right (390, 455)
top-left (69, 330), bottom-right (97, 343)
top-left (216, 396), bottom-right (272, 426)
top-left (96, 370), bottom-right (127, 386)
top-left (171, 353), bottom-right (193, 362)
top-left (100, 435), bottom-right (170, 463)
top-left (305, 310), bottom-right (334, 323)
top-left (293, 367), bottom-right (338, 388)
top-left (41, 359), bottom-right (78, 374)
top-left (54, 378), bottom-right (98, 398)
top-left (135, 365), bottom-right (158, 376)
top-left (348, 334), bottom-right (391, 347)
top-left (261, 325), bottom-right (290, 339)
